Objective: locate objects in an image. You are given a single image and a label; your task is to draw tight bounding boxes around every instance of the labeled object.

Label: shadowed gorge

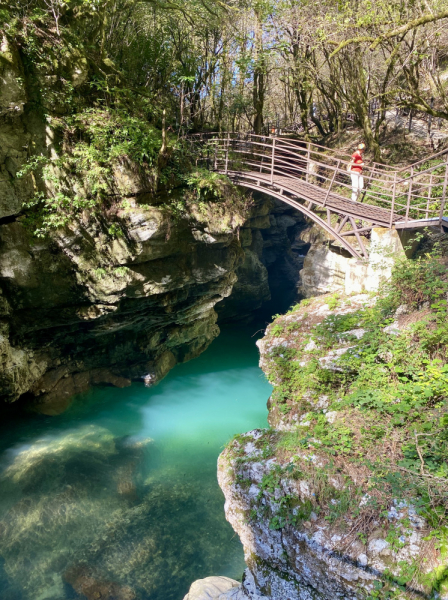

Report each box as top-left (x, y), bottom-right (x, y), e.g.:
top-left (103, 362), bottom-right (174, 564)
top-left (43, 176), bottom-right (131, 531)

top-left (2, 0), bottom-right (448, 598)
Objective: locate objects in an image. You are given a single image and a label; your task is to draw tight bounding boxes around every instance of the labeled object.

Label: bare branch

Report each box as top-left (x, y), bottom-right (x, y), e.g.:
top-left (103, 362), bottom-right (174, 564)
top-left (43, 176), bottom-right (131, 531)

top-left (370, 9), bottom-right (448, 50)
top-left (330, 9), bottom-right (448, 57)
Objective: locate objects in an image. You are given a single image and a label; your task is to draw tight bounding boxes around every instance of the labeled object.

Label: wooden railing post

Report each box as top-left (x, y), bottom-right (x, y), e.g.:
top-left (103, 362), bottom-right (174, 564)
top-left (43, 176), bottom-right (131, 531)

top-left (225, 136), bottom-right (229, 175)
top-left (390, 172), bottom-right (397, 228)
top-left (306, 142), bottom-right (311, 183)
top-left (270, 137), bottom-right (276, 184)
top-left (405, 166), bottom-right (413, 224)
top-left (213, 141), bottom-right (218, 170)
top-left (426, 173), bottom-right (433, 219)
top-left (439, 153), bottom-right (448, 226)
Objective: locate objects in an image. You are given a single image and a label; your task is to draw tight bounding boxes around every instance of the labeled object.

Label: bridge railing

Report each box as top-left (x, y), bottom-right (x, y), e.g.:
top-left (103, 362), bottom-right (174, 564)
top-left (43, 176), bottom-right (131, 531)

top-left (188, 133), bottom-right (448, 227)
top-left (392, 154), bottom-right (448, 226)
top-left (189, 132), bottom-right (396, 203)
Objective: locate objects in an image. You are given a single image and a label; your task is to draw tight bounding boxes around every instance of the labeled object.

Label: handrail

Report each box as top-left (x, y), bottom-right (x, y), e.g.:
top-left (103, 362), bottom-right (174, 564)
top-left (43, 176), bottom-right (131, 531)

top-left (189, 130), bottom-right (448, 174)
top-left (190, 132), bottom-right (448, 228)
top-left (196, 132), bottom-right (401, 189)
top-left (219, 140), bottom-right (395, 187)
top-left (396, 146), bottom-right (448, 172)
top-left (222, 146), bottom-right (397, 202)
top-left (189, 131), bottom-right (355, 162)
top-left (395, 161), bottom-right (448, 184)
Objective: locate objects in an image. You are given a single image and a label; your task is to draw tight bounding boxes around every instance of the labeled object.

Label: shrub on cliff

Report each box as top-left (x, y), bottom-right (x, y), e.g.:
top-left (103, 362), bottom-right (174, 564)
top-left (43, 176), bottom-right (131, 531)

top-left (246, 247), bottom-right (448, 597)
top-left (18, 107), bottom-right (190, 236)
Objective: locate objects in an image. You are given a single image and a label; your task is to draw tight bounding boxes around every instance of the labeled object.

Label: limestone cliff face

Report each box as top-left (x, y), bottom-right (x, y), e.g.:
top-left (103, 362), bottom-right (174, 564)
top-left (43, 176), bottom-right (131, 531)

top-left (0, 34), bottom-right (308, 413)
top-left (0, 37), bottom-right (33, 219)
top-left (217, 196), bottom-right (308, 322)
top-left (217, 294), bottom-right (446, 600)
top-left (298, 224), bottom-right (414, 298)
top-left (0, 191), bottom-right (309, 412)
top-left (0, 203), bottom-right (242, 412)
top-left (0, 36), bottom-right (245, 412)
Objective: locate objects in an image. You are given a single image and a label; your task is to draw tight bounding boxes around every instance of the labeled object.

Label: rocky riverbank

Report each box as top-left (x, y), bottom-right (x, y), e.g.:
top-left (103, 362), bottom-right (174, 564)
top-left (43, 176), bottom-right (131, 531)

top-left (212, 255), bottom-right (448, 600)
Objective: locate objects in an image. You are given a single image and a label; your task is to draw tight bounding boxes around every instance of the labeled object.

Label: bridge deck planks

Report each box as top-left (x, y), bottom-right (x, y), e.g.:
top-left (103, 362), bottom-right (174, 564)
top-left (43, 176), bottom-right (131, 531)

top-left (229, 171), bottom-right (401, 226)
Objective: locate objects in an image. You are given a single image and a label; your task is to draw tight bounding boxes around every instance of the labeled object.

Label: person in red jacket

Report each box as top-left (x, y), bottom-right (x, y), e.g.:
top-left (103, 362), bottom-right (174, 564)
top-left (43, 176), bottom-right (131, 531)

top-left (349, 143), bottom-right (365, 202)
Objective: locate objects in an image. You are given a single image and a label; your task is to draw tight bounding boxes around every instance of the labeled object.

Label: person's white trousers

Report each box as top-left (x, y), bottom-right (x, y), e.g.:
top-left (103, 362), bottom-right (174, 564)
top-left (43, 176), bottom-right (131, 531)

top-left (351, 172), bottom-right (364, 202)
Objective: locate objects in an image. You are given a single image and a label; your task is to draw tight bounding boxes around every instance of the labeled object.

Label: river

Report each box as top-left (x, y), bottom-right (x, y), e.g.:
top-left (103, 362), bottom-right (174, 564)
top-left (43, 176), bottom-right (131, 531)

top-left (0, 324), bottom-right (271, 600)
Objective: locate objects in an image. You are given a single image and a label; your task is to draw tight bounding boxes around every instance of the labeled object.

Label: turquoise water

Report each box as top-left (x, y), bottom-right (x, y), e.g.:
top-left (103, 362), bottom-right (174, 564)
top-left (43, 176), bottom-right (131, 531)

top-left (0, 325), bottom-right (271, 600)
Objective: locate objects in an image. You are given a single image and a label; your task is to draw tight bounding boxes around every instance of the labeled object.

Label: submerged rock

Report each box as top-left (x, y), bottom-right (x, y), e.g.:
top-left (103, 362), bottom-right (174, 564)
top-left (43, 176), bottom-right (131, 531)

top-left (0, 427), bottom-right (153, 600)
top-left (0, 424), bottom-right (117, 489)
top-left (0, 417), bottom-right (247, 600)
top-left (64, 564), bottom-right (137, 600)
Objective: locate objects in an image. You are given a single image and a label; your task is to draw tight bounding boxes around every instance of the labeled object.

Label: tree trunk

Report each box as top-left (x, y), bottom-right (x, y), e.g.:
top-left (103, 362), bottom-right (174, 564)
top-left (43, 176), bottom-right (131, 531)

top-left (253, 70), bottom-right (264, 134)
top-left (253, 8), bottom-right (265, 135)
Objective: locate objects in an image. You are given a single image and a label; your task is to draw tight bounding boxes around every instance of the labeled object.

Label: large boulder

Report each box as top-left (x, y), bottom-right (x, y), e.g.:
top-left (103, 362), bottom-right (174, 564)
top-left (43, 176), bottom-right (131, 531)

top-left (183, 576), bottom-right (243, 600)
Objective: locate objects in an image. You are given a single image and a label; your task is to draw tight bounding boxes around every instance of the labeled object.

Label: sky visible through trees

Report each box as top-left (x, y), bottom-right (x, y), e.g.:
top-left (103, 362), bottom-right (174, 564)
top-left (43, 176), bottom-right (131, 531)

top-left (4, 0), bottom-right (448, 157)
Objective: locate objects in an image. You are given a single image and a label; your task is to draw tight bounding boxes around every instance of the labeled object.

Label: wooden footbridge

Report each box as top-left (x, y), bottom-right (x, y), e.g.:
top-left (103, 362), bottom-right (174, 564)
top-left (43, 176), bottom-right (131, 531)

top-left (190, 133), bottom-right (448, 259)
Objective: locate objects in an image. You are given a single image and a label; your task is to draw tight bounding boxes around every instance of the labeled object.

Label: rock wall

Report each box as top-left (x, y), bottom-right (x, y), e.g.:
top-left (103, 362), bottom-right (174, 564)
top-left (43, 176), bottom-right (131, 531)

top-left (0, 192), bottom-right (309, 412)
top-left (0, 37), bottom-right (34, 219)
top-left (299, 225), bottom-right (417, 297)
top-left (0, 203), bottom-right (243, 413)
top-left (0, 36), bottom-right (246, 413)
top-left (0, 35), bottom-right (308, 413)
top-left (217, 195), bottom-right (307, 322)
top-left (215, 293), bottom-right (446, 600)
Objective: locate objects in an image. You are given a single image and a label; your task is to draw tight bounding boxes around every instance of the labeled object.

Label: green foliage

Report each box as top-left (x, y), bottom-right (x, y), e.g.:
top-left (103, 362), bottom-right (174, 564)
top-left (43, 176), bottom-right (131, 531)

top-left (287, 298), bottom-right (310, 314)
top-left (183, 168), bottom-right (250, 227)
top-left (64, 109), bottom-right (164, 168)
top-left (313, 312), bottom-right (361, 347)
top-left (381, 243), bottom-right (448, 309)
top-left (385, 523), bottom-right (408, 552)
top-left (326, 293), bottom-right (340, 310)
top-left (325, 487), bottom-right (353, 523)
top-left (259, 245), bottom-right (448, 575)
top-left (271, 324), bottom-right (284, 337)
top-left (258, 466), bottom-right (284, 497)
top-left (92, 268), bottom-right (107, 280)
top-left (276, 430), bottom-right (313, 452)
top-left (312, 414), bottom-right (354, 455)
top-left (185, 169), bottom-right (230, 201)
top-left (256, 464), bottom-right (313, 530)
top-left (19, 108), bottom-right (187, 236)
top-left (114, 267), bottom-right (129, 278)
top-left (108, 223), bottom-right (123, 238)
top-left (286, 322), bottom-right (301, 333)
top-left (267, 346), bottom-right (316, 409)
